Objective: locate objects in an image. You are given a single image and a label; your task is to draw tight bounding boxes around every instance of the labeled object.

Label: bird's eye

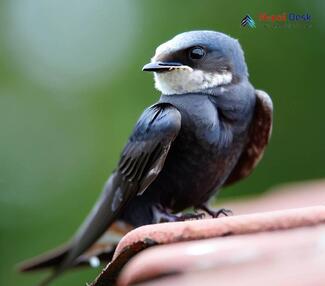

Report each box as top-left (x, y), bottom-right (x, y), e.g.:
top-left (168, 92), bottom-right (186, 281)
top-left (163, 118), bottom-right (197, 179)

top-left (188, 46), bottom-right (206, 60)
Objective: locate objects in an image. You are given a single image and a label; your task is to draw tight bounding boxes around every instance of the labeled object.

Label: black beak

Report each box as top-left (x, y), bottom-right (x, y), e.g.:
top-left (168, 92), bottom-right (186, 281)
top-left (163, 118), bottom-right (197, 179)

top-left (142, 61), bottom-right (189, 72)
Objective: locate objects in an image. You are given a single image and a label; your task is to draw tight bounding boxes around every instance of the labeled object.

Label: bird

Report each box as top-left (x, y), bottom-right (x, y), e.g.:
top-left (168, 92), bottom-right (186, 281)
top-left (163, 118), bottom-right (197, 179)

top-left (18, 30), bottom-right (273, 285)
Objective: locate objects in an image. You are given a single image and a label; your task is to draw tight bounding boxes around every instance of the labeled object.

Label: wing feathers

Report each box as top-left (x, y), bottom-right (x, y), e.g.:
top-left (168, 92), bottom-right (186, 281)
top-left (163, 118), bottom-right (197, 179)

top-left (19, 103), bottom-right (181, 275)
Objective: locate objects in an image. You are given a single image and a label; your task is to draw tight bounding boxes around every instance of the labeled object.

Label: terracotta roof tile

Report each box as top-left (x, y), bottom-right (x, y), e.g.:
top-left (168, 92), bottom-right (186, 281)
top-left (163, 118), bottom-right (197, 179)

top-left (118, 225), bottom-right (325, 286)
top-left (90, 181), bottom-right (325, 285)
top-left (91, 206), bottom-right (325, 285)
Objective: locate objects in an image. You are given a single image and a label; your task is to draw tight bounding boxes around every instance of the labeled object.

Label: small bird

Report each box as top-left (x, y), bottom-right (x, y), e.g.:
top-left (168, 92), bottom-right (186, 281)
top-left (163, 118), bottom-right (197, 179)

top-left (19, 30), bottom-right (273, 284)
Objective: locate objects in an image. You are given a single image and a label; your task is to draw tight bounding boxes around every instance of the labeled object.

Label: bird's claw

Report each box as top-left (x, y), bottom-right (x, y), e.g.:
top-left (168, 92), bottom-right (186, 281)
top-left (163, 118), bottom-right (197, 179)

top-left (211, 208), bottom-right (233, 218)
top-left (196, 205), bottom-right (233, 218)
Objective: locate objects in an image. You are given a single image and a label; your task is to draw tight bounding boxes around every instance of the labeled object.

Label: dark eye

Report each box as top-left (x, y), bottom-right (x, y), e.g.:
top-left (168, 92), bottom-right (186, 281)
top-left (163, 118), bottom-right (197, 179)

top-left (188, 46), bottom-right (206, 60)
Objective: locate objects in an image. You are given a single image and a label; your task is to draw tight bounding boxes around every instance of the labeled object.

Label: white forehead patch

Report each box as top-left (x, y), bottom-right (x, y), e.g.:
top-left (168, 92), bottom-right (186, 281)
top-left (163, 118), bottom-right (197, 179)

top-left (154, 69), bottom-right (232, 95)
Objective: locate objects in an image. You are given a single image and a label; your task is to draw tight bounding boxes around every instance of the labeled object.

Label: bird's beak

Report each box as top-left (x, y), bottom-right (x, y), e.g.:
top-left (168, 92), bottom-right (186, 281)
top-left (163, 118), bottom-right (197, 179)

top-left (142, 61), bottom-right (192, 73)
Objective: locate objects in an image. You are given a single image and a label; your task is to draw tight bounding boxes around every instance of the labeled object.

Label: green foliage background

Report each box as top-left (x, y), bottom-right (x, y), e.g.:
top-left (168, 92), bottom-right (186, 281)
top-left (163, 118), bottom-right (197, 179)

top-left (0, 1), bottom-right (323, 285)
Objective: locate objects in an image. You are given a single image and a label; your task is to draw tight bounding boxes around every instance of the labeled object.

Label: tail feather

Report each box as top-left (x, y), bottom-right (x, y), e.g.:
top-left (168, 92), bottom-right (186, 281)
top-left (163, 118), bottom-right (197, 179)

top-left (18, 219), bottom-right (132, 273)
top-left (37, 271), bottom-right (60, 286)
top-left (18, 244), bottom-right (70, 272)
top-left (18, 171), bottom-right (137, 285)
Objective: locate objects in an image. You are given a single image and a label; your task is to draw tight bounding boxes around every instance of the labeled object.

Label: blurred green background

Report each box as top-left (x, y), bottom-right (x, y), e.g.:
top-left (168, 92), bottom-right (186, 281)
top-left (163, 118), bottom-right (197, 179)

top-left (0, 0), bottom-right (323, 285)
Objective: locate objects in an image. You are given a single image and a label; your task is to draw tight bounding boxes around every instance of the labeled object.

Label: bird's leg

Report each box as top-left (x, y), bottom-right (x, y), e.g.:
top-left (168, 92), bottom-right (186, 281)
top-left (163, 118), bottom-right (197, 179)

top-left (152, 206), bottom-right (179, 223)
top-left (196, 204), bottom-right (233, 218)
top-left (153, 205), bottom-right (205, 223)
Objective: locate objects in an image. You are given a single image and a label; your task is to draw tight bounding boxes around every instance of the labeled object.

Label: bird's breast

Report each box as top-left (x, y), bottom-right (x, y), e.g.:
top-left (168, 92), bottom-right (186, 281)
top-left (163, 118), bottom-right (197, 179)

top-left (144, 92), bottom-right (251, 212)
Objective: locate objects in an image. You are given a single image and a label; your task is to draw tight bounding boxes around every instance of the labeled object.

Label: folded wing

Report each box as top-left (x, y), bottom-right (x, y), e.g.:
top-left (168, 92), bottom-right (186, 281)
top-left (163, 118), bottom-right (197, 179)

top-left (19, 103), bottom-right (181, 277)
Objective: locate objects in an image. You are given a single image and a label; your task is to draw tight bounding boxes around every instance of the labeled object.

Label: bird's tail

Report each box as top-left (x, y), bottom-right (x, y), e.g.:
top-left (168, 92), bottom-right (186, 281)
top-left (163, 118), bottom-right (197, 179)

top-left (18, 244), bottom-right (70, 273)
top-left (17, 220), bottom-right (132, 286)
top-left (18, 172), bottom-right (136, 284)
top-left (17, 244), bottom-right (71, 286)
top-left (37, 271), bottom-right (60, 286)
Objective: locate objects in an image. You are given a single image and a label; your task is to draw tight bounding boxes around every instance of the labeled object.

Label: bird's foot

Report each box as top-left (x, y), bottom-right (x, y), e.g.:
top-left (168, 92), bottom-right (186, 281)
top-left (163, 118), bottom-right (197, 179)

top-left (153, 206), bottom-right (205, 223)
top-left (196, 205), bottom-right (233, 218)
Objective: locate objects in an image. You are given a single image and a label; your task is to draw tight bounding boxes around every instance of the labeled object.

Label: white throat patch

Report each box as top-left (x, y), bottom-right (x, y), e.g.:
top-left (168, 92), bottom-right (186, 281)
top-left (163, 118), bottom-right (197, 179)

top-left (154, 69), bottom-right (232, 95)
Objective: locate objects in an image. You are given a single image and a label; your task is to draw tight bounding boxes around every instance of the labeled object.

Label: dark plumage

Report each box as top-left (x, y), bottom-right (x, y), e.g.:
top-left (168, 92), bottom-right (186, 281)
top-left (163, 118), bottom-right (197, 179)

top-left (19, 30), bottom-right (273, 285)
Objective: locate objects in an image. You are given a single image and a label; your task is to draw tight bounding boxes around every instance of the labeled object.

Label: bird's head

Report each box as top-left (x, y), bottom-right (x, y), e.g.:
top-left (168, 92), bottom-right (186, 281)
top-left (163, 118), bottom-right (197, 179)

top-left (143, 30), bottom-right (248, 95)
